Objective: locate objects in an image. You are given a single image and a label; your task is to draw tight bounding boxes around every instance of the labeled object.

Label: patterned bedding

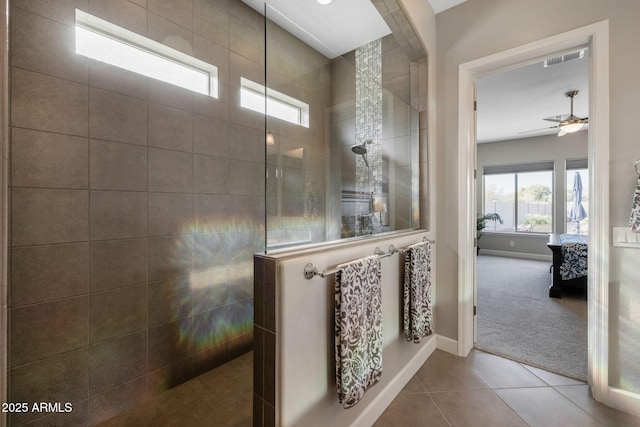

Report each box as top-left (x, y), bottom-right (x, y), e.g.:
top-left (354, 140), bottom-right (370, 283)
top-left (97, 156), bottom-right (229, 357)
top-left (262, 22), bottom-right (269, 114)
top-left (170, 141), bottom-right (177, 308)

top-left (559, 234), bottom-right (588, 280)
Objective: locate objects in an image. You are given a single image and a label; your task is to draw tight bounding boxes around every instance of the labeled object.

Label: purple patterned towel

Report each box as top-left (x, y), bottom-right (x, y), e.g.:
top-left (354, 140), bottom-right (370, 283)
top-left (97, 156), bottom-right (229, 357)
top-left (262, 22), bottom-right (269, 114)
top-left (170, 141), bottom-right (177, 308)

top-left (335, 255), bottom-right (383, 409)
top-left (403, 241), bottom-right (433, 343)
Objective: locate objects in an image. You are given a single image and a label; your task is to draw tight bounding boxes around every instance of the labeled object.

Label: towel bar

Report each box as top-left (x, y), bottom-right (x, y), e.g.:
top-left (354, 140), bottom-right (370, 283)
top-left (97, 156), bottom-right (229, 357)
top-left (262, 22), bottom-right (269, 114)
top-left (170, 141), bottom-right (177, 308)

top-left (303, 239), bottom-right (435, 279)
top-left (399, 237), bottom-right (436, 254)
top-left (374, 244), bottom-right (398, 258)
top-left (303, 245), bottom-right (399, 280)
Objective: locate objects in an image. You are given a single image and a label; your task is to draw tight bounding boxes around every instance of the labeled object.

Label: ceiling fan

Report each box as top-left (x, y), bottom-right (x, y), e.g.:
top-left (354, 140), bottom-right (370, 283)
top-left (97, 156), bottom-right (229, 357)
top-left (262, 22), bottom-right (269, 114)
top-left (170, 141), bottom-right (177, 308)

top-left (519, 90), bottom-right (589, 137)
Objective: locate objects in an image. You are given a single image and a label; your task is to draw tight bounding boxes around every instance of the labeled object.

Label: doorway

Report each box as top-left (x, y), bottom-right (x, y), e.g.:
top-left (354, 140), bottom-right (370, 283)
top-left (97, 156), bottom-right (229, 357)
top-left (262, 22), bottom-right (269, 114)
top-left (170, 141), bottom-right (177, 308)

top-left (473, 55), bottom-right (589, 380)
top-left (456, 21), bottom-right (610, 402)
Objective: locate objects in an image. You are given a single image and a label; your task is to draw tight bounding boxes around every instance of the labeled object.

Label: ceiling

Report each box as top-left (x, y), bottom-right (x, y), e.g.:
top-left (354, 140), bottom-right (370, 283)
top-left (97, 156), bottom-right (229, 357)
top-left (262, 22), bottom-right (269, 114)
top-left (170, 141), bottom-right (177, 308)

top-left (240, 0), bottom-right (467, 59)
top-left (476, 50), bottom-right (589, 143)
top-left (239, 1), bottom-right (587, 144)
top-left (428, 0), bottom-right (468, 14)
top-left (241, 0), bottom-right (391, 58)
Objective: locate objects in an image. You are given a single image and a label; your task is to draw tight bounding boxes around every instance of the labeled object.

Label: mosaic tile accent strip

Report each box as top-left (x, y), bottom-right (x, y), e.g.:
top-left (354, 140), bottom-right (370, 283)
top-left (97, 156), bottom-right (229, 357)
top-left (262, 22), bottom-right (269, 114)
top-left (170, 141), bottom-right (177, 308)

top-left (355, 39), bottom-right (382, 233)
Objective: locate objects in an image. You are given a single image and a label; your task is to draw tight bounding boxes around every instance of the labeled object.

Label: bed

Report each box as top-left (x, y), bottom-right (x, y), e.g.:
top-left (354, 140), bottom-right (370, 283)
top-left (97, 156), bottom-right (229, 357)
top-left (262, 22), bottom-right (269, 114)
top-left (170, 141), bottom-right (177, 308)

top-left (547, 233), bottom-right (587, 298)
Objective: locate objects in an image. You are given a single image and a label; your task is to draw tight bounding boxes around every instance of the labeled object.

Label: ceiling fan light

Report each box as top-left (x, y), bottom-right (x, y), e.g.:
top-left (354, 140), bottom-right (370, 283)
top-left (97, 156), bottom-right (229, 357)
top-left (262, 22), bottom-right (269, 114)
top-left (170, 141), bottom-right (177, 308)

top-left (559, 122), bottom-right (585, 134)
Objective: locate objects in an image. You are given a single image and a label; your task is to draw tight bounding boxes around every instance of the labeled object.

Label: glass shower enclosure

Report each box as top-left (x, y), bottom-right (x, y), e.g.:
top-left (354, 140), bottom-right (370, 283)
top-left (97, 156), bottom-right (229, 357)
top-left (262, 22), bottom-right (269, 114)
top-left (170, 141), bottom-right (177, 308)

top-left (256, 1), bottom-right (422, 251)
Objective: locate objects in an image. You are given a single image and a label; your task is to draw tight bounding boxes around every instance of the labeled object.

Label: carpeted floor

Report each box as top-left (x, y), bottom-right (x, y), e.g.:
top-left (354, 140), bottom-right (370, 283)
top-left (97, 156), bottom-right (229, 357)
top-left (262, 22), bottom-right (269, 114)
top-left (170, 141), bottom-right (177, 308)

top-left (475, 255), bottom-right (587, 381)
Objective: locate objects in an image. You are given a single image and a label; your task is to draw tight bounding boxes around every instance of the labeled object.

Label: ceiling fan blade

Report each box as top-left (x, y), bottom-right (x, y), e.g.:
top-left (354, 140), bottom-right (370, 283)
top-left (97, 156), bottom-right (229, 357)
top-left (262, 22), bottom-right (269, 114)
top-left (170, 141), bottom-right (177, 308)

top-left (517, 126), bottom-right (558, 134)
top-left (543, 114), bottom-right (569, 123)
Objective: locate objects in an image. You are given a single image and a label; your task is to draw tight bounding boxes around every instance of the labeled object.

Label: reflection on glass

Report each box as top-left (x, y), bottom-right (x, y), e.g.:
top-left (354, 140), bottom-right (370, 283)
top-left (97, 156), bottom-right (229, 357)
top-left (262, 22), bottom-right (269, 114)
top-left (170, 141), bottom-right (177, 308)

top-left (263, 2), bottom-right (422, 251)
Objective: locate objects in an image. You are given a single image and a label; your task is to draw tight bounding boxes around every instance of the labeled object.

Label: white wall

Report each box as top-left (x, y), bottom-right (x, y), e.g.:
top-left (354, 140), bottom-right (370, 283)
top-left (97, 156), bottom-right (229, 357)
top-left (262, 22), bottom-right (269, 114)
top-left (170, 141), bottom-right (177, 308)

top-left (274, 231), bottom-right (436, 426)
top-left (435, 0), bottom-right (640, 395)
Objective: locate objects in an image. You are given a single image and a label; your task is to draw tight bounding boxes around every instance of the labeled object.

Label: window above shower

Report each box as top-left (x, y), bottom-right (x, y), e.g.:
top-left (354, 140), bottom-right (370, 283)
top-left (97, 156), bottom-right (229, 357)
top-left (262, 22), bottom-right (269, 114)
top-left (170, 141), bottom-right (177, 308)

top-left (75, 9), bottom-right (218, 97)
top-left (240, 77), bottom-right (309, 127)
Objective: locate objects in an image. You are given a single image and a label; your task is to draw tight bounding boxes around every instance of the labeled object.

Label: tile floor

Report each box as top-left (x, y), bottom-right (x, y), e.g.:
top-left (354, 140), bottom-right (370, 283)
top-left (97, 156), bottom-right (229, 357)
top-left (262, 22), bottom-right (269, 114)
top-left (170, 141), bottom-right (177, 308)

top-left (100, 349), bottom-right (640, 426)
top-left (98, 352), bottom-right (253, 426)
top-left (375, 349), bottom-right (640, 427)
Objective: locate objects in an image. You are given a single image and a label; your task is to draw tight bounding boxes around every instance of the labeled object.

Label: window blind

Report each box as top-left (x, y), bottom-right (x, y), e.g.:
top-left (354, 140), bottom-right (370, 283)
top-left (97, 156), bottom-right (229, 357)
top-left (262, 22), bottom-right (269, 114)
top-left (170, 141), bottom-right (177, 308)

top-left (483, 161), bottom-right (554, 175)
top-left (566, 158), bottom-right (588, 170)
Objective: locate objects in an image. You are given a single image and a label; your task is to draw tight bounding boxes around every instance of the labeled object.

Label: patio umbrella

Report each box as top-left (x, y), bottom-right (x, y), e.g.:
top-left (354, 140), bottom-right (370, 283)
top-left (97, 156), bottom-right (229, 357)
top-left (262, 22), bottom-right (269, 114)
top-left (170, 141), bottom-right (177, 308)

top-left (569, 171), bottom-right (588, 234)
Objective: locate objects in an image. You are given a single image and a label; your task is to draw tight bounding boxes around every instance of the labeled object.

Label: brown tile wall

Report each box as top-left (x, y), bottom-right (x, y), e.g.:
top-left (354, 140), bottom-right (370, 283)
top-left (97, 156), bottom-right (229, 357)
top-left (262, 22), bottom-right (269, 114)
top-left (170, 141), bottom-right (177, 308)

top-left (253, 254), bottom-right (276, 426)
top-left (8, 0), bottom-right (269, 425)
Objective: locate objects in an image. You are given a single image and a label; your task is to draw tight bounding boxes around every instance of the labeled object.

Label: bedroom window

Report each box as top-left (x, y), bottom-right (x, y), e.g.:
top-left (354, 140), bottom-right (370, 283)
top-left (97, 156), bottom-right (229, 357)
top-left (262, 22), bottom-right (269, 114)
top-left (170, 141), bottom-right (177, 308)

top-left (483, 162), bottom-right (554, 233)
top-left (75, 9), bottom-right (218, 97)
top-left (566, 159), bottom-right (589, 235)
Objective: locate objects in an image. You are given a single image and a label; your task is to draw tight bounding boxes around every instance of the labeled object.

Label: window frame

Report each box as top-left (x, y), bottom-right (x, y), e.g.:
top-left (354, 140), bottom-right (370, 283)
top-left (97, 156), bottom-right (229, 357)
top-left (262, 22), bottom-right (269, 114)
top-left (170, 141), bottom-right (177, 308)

top-left (482, 162), bottom-right (555, 235)
top-left (75, 9), bottom-right (218, 98)
top-left (240, 77), bottom-right (309, 128)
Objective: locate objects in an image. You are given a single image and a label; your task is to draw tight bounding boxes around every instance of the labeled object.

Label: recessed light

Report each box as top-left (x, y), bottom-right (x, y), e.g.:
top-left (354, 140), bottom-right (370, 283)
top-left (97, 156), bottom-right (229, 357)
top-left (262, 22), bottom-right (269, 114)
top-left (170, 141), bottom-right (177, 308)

top-left (317, 0), bottom-right (333, 5)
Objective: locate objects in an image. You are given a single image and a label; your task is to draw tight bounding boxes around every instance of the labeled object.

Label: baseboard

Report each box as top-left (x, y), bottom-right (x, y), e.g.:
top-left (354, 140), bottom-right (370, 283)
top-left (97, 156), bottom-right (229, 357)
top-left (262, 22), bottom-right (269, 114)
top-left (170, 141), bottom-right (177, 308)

top-left (355, 335), bottom-right (437, 426)
top-left (479, 249), bottom-right (552, 262)
top-left (608, 386), bottom-right (640, 418)
top-left (436, 334), bottom-right (458, 355)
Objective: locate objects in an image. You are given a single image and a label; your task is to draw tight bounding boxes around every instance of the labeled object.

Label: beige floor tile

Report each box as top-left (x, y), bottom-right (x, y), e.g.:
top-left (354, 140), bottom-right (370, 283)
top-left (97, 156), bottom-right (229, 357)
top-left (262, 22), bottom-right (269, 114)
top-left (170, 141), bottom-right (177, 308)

top-left (522, 364), bottom-right (585, 386)
top-left (400, 375), bottom-right (427, 393)
top-left (463, 350), bottom-right (547, 389)
top-left (373, 393), bottom-right (450, 427)
top-left (416, 352), bottom-right (487, 392)
top-left (494, 387), bottom-right (602, 427)
top-left (555, 385), bottom-right (640, 427)
top-left (430, 389), bottom-right (528, 427)
top-left (99, 348), bottom-right (640, 427)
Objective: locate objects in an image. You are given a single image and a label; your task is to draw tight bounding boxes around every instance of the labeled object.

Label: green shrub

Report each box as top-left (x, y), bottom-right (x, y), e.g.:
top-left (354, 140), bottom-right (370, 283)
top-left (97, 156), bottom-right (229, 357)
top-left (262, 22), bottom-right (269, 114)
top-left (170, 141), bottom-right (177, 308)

top-left (523, 213), bottom-right (551, 225)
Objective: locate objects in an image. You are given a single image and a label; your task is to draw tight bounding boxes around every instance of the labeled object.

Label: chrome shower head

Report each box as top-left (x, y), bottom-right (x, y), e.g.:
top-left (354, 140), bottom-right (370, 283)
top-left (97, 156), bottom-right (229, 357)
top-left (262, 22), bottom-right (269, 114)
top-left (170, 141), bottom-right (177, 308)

top-left (351, 144), bottom-right (367, 155)
top-left (351, 139), bottom-right (372, 155)
top-left (351, 140), bottom-right (372, 168)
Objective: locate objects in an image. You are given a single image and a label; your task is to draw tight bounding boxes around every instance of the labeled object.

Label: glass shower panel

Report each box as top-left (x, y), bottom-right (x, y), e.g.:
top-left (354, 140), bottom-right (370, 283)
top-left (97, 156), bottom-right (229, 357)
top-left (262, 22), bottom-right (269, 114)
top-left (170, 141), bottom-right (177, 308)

top-left (264, 9), bottom-right (331, 249)
top-left (264, 2), bottom-right (420, 251)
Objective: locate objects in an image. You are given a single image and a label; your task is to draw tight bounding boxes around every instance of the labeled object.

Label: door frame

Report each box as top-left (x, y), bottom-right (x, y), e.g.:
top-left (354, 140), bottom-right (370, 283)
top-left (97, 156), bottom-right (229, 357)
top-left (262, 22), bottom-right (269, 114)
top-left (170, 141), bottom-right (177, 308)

top-left (457, 20), bottom-right (610, 404)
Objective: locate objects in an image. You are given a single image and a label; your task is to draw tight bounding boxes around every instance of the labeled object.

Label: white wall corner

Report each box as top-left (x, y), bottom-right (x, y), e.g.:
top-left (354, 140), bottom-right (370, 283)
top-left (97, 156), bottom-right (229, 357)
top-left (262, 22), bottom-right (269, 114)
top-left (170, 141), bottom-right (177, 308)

top-left (436, 334), bottom-right (458, 355)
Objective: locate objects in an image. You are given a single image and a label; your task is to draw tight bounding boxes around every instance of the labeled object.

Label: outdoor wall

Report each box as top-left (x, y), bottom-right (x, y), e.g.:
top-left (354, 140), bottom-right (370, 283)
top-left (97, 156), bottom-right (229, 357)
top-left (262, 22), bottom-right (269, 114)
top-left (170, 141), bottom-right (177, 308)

top-left (436, 0), bottom-right (640, 396)
top-left (476, 132), bottom-right (588, 257)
